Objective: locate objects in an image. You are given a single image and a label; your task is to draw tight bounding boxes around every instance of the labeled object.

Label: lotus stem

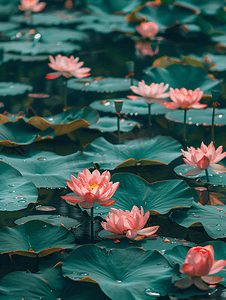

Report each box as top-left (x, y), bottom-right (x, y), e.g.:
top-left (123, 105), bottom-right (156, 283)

top-left (212, 105), bottom-right (215, 144)
top-left (117, 113), bottom-right (120, 143)
top-left (29, 11), bottom-right (33, 26)
top-left (91, 207), bottom-right (94, 244)
top-left (183, 109), bottom-right (187, 142)
top-left (148, 104), bottom-right (152, 126)
top-left (205, 168), bottom-right (209, 183)
top-left (64, 79), bottom-right (68, 109)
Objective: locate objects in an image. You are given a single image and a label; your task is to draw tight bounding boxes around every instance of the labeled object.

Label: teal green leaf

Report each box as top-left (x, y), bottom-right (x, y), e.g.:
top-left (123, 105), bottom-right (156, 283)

top-left (77, 22), bottom-right (135, 34)
top-left (90, 173), bottom-right (193, 217)
top-left (0, 161), bottom-right (37, 211)
top-left (211, 34), bottom-right (226, 47)
top-left (174, 0), bottom-right (225, 15)
top-left (85, 0), bottom-right (141, 14)
top-left (0, 82), bottom-right (32, 97)
top-left (2, 53), bottom-right (49, 63)
top-left (89, 116), bottom-right (141, 132)
top-left (0, 220), bottom-right (75, 257)
top-left (68, 77), bottom-right (138, 93)
top-left (83, 136), bottom-right (182, 170)
top-left (188, 53), bottom-right (226, 72)
top-left (144, 65), bottom-right (222, 95)
top-left (172, 202), bottom-right (226, 239)
top-left (0, 147), bottom-right (92, 188)
top-left (0, 21), bottom-right (20, 33)
top-left (62, 245), bottom-right (177, 300)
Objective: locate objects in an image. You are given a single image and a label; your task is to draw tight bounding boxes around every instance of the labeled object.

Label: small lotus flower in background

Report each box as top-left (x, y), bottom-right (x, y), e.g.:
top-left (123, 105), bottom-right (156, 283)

top-left (46, 55), bottom-right (91, 79)
top-left (135, 41), bottom-right (159, 57)
top-left (61, 169), bottom-right (119, 209)
top-left (174, 245), bottom-right (226, 290)
top-left (182, 141), bottom-right (226, 176)
top-left (136, 22), bottom-right (159, 39)
top-left (64, 0), bottom-right (73, 10)
top-left (101, 205), bottom-right (159, 240)
top-left (18, 0), bottom-right (46, 12)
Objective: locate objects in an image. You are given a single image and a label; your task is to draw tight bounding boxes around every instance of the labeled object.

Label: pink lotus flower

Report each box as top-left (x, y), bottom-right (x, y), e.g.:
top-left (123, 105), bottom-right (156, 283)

top-left (101, 206), bottom-right (159, 240)
top-left (18, 0), bottom-right (46, 12)
top-left (136, 22), bottom-right (159, 39)
top-left (135, 42), bottom-right (159, 57)
top-left (127, 80), bottom-right (169, 104)
top-left (182, 142), bottom-right (226, 176)
top-left (61, 169), bottom-right (119, 209)
top-left (46, 55), bottom-right (91, 79)
top-left (175, 245), bottom-right (226, 290)
top-left (163, 87), bottom-right (207, 110)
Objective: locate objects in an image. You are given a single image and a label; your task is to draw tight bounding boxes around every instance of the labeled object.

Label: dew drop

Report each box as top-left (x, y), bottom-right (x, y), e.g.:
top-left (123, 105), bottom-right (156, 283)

top-left (37, 157), bottom-right (46, 161)
top-left (77, 272), bottom-right (89, 276)
top-left (217, 228), bottom-right (221, 231)
top-left (44, 178), bottom-right (48, 181)
top-left (144, 289), bottom-right (161, 297)
top-left (156, 262), bottom-right (161, 265)
top-left (9, 184), bottom-right (14, 187)
top-left (115, 280), bottom-right (122, 283)
top-left (42, 225), bottom-right (47, 229)
top-left (48, 215), bottom-right (60, 219)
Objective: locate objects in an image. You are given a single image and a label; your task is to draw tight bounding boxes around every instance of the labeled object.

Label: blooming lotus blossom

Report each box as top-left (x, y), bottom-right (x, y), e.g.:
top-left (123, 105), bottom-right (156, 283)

top-left (163, 87), bottom-right (206, 110)
top-left (61, 169), bottom-right (119, 209)
top-left (175, 245), bottom-right (226, 290)
top-left (46, 55), bottom-right (91, 79)
top-left (127, 80), bottom-right (169, 104)
top-left (136, 22), bottom-right (159, 39)
top-left (18, 0), bottom-right (46, 12)
top-left (101, 206), bottom-right (159, 240)
top-left (135, 42), bottom-right (159, 57)
top-left (182, 141), bottom-right (226, 176)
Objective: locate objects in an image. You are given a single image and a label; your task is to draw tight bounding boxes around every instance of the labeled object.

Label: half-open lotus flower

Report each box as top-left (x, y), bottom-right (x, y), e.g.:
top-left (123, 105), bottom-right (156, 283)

top-left (101, 206), bottom-right (159, 240)
top-left (18, 0), bottom-right (46, 12)
top-left (163, 87), bottom-right (206, 110)
top-left (175, 245), bottom-right (226, 290)
top-left (61, 169), bottom-right (119, 209)
top-left (128, 80), bottom-right (169, 104)
top-left (46, 55), bottom-right (91, 79)
top-left (136, 22), bottom-right (159, 39)
top-left (182, 141), bottom-right (226, 176)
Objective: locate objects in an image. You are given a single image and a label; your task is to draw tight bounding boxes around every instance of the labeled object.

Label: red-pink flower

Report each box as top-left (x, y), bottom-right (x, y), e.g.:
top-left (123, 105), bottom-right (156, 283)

top-left (101, 206), bottom-right (159, 240)
top-left (46, 55), bottom-right (91, 79)
top-left (135, 42), bottom-right (159, 57)
top-left (182, 142), bottom-right (226, 176)
top-left (175, 245), bottom-right (226, 290)
top-left (18, 0), bottom-right (46, 12)
top-left (127, 80), bottom-right (169, 104)
top-left (163, 87), bottom-right (206, 110)
top-left (61, 169), bottom-right (119, 209)
top-left (136, 22), bottom-right (159, 39)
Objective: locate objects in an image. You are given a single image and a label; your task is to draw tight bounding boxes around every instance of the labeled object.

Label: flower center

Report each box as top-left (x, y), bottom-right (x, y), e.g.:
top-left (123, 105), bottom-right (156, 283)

top-left (89, 183), bottom-right (99, 189)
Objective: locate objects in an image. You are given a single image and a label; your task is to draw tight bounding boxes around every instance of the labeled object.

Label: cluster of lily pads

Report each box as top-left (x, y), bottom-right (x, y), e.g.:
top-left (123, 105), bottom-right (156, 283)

top-left (1, 0), bottom-right (226, 299)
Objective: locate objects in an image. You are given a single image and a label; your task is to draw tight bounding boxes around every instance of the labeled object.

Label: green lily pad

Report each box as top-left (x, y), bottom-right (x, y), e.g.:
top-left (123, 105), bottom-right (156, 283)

top-left (67, 77), bottom-right (138, 94)
top-left (90, 98), bottom-right (173, 115)
top-left (0, 147), bottom-right (91, 188)
top-left (0, 119), bottom-right (55, 147)
top-left (77, 22), bottom-right (135, 34)
top-left (144, 64), bottom-right (222, 96)
top-left (0, 1), bottom-right (19, 20)
top-left (137, 4), bottom-right (198, 31)
top-left (10, 11), bottom-right (82, 26)
top-left (0, 220), bottom-right (75, 257)
top-left (85, 0), bottom-right (141, 14)
top-left (0, 41), bottom-right (81, 55)
top-left (83, 136), bottom-right (182, 170)
top-left (0, 82), bottom-right (32, 97)
top-left (174, 0), bottom-right (225, 15)
top-left (211, 34), bottom-right (226, 47)
top-left (0, 107), bottom-right (100, 136)
top-left (2, 53), bottom-right (49, 63)
top-left (172, 202), bottom-right (226, 239)
top-left (0, 161), bottom-right (37, 211)
top-left (0, 21), bottom-right (20, 33)
top-left (89, 116), bottom-right (140, 132)
top-left (62, 245), bottom-right (177, 300)
top-left (90, 173), bottom-right (193, 217)
top-left (186, 53), bottom-right (226, 72)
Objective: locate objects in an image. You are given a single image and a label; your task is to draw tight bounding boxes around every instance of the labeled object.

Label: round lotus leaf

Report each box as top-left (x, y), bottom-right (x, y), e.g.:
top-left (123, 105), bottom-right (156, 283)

top-left (90, 98), bottom-right (172, 116)
top-left (5, 27), bottom-right (87, 43)
top-left (0, 82), bottom-right (32, 97)
top-left (62, 244), bottom-right (177, 300)
top-left (89, 116), bottom-right (140, 132)
top-left (85, 0), bottom-right (141, 14)
top-left (0, 147), bottom-right (92, 188)
top-left (2, 53), bottom-right (49, 63)
top-left (0, 107), bottom-right (100, 136)
top-left (10, 11), bottom-right (82, 26)
top-left (174, 0), bottom-right (225, 15)
top-left (67, 77), bottom-right (138, 93)
top-left (172, 202), bottom-right (226, 239)
top-left (211, 34), bottom-right (226, 47)
top-left (144, 64), bottom-right (222, 95)
top-left (77, 22), bottom-right (135, 34)
top-left (15, 215), bottom-right (79, 228)
top-left (0, 21), bottom-right (20, 33)
top-left (136, 4), bottom-right (198, 31)
top-left (185, 53), bottom-right (226, 72)
top-left (0, 161), bottom-right (37, 211)
top-left (0, 41), bottom-right (81, 55)
top-left (90, 173), bottom-right (193, 217)
top-left (0, 119), bottom-right (55, 147)
top-left (83, 136), bottom-right (182, 170)
top-left (0, 220), bottom-right (75, 257)
top-left (0, 2), bottom-right (19, 20)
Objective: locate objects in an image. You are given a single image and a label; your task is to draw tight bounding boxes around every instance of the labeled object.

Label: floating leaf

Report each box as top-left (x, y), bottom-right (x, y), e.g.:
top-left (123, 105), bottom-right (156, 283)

top-left (174, 0), bottom-right (225, 15)
top-left (0, 161), bottom-right (37, 211)
top-left (77, 22), bottom-right (135, 34)
top-left (83, 136), bottom-right (182, 170)
top-left (62, 245), bottom-right (177, 300)
top-left (0, 82), bottom-right (32, 97)
top-left (187, 53), bottom-right (226, 72)
top-left (85, 0), bottom-right (141, 14)
top-left (89, 116), bottom-right (140, 132)
top-left (0, 21), bottom-right (20, 33)
top-left (0, 148), bottom-right (91, 188)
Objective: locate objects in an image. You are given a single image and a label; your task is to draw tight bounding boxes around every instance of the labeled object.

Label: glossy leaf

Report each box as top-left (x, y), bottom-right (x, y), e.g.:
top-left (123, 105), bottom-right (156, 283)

top-left (85, 0), bottom-right (141, 14)
top-left (0, 21), bottom-right (20, 33)
top-left (0, 161), bottom-right (37, 211)
top-left (77, 22), bottom-right (135, 34)
top-left (188, 53), bottom-right (226, 72)
top-left (174, 0), bottom-right (225, 15)
top-left (0, 82), bottom-right (32, 97)
top-left (62, 245), bottom-right (177, 300)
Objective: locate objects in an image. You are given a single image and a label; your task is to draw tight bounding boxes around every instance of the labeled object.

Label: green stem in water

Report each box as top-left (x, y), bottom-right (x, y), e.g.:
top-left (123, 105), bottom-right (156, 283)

top-left (64, 79), bottom-right (68, 109)
top-left (91, 207), bottom-right (94, 244)
top-left (183, 109), bottom-right (187, 142)
top-left (205, 168), bottom-right (209, 183)
top-left (212, 105), bottom-right (215, 143)
top-left (148, 104), bottom-right (152, 126)
top-left (117, 113), bottom-right (120, 143)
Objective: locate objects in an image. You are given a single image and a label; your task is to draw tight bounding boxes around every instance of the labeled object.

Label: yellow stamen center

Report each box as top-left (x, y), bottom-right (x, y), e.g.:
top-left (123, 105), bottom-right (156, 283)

top-left (89, 183), bottom-right (99, 189)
